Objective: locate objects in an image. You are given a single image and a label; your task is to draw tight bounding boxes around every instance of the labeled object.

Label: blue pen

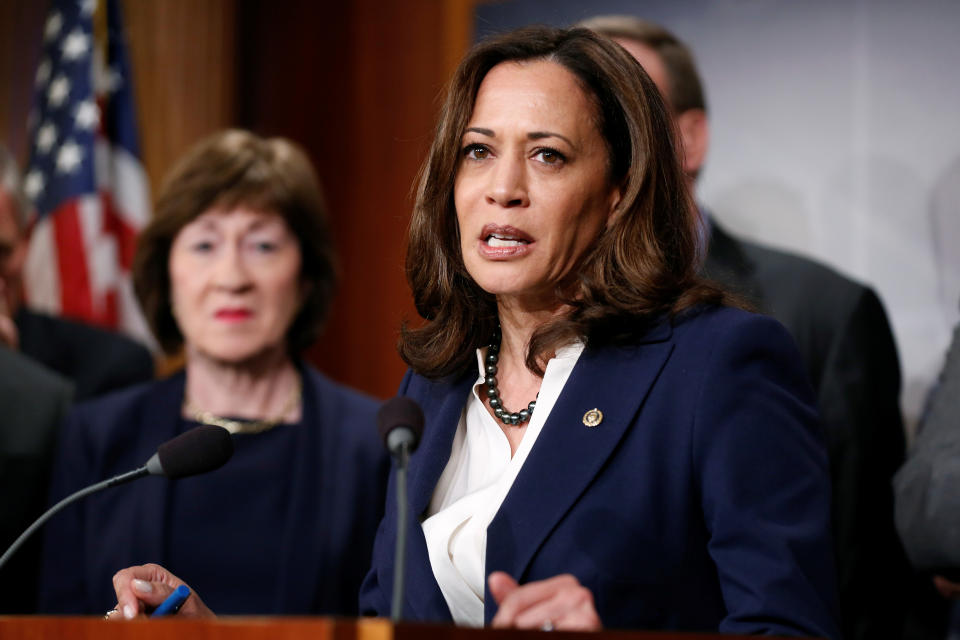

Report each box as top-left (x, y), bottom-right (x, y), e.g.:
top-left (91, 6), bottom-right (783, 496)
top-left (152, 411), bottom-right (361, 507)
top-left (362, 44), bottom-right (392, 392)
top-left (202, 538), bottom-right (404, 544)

top-left (150, 585), bottom-right (190, 617)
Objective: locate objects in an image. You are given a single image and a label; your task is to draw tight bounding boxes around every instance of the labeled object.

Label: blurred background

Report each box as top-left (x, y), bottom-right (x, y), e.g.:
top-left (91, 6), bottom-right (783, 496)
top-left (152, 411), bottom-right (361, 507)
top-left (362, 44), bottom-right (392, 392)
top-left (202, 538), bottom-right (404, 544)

top-left (0, 0), bottom-right (476, 402)
top-left (1, 0), bottom-right (956, 433)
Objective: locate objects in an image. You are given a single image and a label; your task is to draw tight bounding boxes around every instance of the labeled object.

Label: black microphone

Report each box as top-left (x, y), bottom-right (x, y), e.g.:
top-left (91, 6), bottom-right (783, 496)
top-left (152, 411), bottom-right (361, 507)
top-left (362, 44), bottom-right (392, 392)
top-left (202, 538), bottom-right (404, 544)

top-left (376, 397), bottom-right (424, 622)
top-left (0, 425), bottom-right (233, 572)
top-left (145, 425), bottom-right (235, 479)
top-left (378, 396), bottom-right (424, 459)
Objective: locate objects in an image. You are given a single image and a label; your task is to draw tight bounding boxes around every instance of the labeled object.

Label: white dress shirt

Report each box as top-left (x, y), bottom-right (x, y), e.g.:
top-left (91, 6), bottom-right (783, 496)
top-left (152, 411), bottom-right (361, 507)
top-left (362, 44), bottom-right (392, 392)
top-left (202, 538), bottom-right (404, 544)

top-left (421, 342), bottom-right (584, 626)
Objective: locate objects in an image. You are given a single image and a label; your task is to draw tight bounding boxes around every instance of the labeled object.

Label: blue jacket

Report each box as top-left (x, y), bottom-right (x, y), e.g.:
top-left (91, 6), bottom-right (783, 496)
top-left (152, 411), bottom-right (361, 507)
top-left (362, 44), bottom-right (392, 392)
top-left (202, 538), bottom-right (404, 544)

top-left (360, 306), bottom-right (841, 638)
top-left (39, 364), bottom-right (388, 615)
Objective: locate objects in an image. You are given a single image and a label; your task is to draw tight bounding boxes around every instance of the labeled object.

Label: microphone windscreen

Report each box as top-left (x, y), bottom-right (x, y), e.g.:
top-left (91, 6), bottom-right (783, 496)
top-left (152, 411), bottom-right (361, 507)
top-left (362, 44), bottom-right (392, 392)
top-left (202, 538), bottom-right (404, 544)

top-left (156, 425), bottom-right (234, 479)
top-left (377, 397), bottom-right (425, 449)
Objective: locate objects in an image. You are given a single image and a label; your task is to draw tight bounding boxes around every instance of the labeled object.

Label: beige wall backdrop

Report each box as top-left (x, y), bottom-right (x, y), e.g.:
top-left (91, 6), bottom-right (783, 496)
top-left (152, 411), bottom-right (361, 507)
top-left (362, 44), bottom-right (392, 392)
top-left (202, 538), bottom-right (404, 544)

top-left (0, 0), bottom-right (476, 398)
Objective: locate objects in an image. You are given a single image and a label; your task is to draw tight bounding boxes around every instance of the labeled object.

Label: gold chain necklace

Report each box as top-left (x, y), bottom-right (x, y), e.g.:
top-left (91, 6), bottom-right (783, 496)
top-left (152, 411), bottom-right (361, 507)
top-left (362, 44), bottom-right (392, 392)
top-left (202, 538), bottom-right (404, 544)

top-left (183, 376), bottom-right (303, 435)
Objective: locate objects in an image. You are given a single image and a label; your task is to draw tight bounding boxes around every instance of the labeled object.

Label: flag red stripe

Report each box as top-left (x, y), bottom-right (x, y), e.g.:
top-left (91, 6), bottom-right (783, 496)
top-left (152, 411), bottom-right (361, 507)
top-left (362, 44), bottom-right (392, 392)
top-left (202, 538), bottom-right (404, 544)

top-left (102, 290), bottom-right (119, 328)
top-left (51, 201), bottom-right (94, 321)
top-left (101, 191), bottom-right (139, 269)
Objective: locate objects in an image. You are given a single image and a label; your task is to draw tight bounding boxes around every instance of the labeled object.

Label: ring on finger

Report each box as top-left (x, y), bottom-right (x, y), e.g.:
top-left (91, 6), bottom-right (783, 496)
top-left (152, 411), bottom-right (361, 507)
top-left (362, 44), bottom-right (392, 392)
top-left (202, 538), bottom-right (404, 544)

top-left (104, 607), bottom-right (118, 621)
top-left (540, 619), bottom-right (555, 632)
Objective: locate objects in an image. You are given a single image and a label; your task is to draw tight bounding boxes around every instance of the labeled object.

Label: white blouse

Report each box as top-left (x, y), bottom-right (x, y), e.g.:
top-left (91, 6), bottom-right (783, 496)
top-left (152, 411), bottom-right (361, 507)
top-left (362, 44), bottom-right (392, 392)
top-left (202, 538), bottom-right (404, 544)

top-left (421, 342), bottom-right (584, 626)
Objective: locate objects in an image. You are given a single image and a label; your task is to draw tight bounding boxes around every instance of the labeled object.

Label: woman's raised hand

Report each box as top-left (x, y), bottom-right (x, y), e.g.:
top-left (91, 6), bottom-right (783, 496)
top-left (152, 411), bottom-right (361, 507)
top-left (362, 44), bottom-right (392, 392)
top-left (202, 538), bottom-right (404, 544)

top-left (107, 563), bottom-right (214, 620)
top-left (488, 571), bottom-right (602, 631)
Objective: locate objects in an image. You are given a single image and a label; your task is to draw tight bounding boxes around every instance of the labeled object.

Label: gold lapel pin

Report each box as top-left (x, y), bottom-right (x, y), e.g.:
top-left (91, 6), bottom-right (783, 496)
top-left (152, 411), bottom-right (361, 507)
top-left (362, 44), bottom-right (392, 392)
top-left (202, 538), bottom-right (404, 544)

top-left (582, 408), bottom-right (603, 427)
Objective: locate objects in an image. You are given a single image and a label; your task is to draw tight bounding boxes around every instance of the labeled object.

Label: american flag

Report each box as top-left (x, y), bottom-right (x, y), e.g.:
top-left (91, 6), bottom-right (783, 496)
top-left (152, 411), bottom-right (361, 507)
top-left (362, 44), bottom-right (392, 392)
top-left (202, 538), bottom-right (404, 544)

top-left (21, 0), bottom-right (152, 346)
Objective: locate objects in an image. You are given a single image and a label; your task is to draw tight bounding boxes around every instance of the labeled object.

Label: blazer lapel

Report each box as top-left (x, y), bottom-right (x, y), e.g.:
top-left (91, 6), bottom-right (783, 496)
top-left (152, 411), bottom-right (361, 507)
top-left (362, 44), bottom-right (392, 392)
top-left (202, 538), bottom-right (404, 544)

top-left (273, 364), bottom-right (323, 613)
top-left (408, 372), bottom-right (476, 518)
top-left (483, 326), bottom-right (675, 623)
top-left (132, 372), bottom-right (186, 566)
top-left (402, 372), bottom-right (474, 622)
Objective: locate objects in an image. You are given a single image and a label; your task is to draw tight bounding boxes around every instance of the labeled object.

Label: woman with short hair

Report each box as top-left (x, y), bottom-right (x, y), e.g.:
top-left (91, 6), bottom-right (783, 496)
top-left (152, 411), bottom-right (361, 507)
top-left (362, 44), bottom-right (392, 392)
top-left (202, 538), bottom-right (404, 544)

top-left (40, 130), bottom-right (388, 617)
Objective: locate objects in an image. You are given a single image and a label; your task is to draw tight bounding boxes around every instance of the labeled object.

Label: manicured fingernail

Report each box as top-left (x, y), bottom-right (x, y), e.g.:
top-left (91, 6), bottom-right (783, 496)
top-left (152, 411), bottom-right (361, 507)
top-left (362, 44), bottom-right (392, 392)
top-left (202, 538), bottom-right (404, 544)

top-left (123, 604), bottom-right (136, 619)
top-left (133, 579), bottom-right (153, 593)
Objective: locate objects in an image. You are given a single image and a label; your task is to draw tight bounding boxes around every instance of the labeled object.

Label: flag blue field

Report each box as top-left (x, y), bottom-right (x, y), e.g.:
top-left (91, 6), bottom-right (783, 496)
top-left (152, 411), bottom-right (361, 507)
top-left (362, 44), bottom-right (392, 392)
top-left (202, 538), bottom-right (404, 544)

top-left (23, 0), bottom-right (152, 346)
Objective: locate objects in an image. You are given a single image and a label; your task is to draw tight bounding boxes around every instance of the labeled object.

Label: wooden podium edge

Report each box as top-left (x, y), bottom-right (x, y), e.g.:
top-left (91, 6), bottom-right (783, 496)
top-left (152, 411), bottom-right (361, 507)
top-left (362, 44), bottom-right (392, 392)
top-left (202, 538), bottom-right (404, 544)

top-left (359, 616), bottom-right (393, 640)
top-left (0, 615), bottom-right (821, 640)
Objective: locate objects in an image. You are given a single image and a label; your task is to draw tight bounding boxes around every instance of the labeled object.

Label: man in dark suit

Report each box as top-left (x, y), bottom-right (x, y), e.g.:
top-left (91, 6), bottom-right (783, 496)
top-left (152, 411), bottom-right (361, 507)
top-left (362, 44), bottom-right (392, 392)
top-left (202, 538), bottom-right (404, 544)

top-left (1, 144), bottom-right (154, 401)
top-left (581, 15), bottom-right (943, 640)
top-left (0, 346), bottom-right (72, 613)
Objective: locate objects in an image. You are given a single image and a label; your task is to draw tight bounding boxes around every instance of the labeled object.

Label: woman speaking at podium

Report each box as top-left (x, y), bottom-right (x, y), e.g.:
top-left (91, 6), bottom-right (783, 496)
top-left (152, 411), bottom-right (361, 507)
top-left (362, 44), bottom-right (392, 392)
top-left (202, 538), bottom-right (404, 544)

top-left (112, 27), bottom-right (840, 637)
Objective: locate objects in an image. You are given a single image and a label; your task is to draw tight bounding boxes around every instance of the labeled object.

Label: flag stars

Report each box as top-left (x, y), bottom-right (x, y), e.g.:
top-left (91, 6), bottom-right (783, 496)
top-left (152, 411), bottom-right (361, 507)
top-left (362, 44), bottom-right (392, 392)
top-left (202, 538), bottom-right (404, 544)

top-left (81, 0), bottom-right (98, 17)
top-left (36, 123), bottom-right (58, 154)
top-left (95, 64), bottom-right (122, 94)
top-left (48, 75), bottom-right (71, 108)
top-left (35, 59), bottom-right (51, 88)
top-left (44, 12), bottom-right (62, 42)
top-left (74, 100), bottom-right (100, 130)
top-left (56, 140), bottom-right (84, 174)
top-left (62, 29), bottom-right (91, 61)
top-left (23, 170), bottom-right (46, 202)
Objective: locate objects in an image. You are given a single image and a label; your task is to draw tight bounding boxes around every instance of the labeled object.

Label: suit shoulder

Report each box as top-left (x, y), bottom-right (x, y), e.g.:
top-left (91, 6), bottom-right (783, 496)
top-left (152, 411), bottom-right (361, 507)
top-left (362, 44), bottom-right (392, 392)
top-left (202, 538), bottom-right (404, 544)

top-left (66, 376), bottom-right (166, 434)
top-left (674, 304), bottom-right (793, 345)
top-left (57, 315), bottom-right (153, 362)
top-left (302, 366), bottom-right (384, 453)
top-left (0, 346), bottom-right (72, 397)
top-left (20, 310), bottom-right (148, 353)
top-left (400, 366), bottom-right (472, 407)
top-left (670, 305), bottom-right (818, 409)
top-left (740, 241), bottom-right (892, 339)
top-left (741, 240), bottom-right (870, 300)
top-left (17, 311), bottom-right (155, 400)
top-left (0, 347), bottom-right (72, 453)
top-left (303, 366), bottom-right (380, 415)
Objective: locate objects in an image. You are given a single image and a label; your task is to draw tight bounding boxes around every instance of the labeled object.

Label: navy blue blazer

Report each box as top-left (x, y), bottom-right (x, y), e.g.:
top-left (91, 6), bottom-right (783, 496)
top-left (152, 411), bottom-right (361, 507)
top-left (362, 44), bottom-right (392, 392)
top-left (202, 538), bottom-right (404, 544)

top-left (39, 364), bottom-right (388, 615)
top-left (360, 307), bottom-right (841, 638)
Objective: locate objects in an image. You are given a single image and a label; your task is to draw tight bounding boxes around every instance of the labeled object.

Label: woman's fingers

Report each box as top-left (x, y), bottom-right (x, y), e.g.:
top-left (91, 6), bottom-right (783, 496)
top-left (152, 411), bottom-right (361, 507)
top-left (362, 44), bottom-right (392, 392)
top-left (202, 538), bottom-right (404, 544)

top-left (489, 573), bottom-right (602, 631)
top-left (111, 563), bottom-right (186, 619)
top-left (488, 571), bottom-right (520, 604)
top-left (511, 580), bottom-right (599, 631)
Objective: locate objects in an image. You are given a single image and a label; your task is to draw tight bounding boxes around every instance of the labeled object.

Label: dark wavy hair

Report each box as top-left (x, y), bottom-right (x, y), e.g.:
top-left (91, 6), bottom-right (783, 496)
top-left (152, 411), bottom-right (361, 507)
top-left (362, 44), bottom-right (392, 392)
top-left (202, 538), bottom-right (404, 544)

top-left (400, 26), bottom-right (730, 378)
top-left (133, 129), bottom-right (336, 355)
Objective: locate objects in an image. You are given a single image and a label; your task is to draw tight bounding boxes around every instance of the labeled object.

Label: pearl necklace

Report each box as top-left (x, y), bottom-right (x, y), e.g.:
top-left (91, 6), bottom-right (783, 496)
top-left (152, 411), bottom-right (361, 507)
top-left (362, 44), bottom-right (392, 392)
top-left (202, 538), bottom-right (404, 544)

top-left (483, 328), bottom-right (537, 426)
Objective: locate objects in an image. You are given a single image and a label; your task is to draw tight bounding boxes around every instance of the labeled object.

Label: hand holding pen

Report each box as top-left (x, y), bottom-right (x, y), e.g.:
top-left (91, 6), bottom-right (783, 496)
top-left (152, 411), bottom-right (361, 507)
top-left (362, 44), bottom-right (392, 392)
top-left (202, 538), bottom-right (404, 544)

top-left (106, 563), bottom-right (215, 620)
top-left (150, 585), bottom-right (191, 617)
